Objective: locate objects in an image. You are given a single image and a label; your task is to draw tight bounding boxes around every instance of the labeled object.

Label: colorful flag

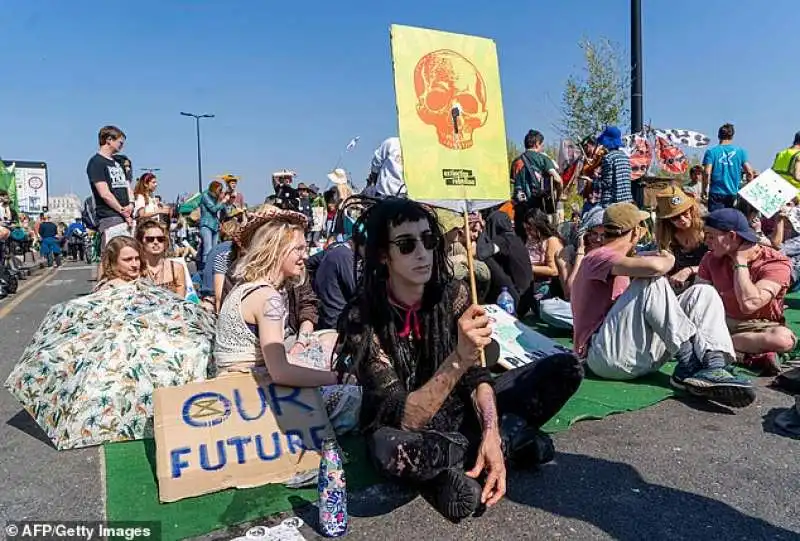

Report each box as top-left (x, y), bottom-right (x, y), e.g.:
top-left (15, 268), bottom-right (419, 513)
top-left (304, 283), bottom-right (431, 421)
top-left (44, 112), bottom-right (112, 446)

top-left (656, 136), bottom-right (689, 174)
top-left (654, 129), bottom-right (710, 148)
top-left (0, 161), bottom-right (18, 214)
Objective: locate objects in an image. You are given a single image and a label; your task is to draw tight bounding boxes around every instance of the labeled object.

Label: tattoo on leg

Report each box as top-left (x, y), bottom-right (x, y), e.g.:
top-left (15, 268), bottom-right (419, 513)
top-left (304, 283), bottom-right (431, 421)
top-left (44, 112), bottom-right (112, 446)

top-left (262, 293), bottom-right (285, 321)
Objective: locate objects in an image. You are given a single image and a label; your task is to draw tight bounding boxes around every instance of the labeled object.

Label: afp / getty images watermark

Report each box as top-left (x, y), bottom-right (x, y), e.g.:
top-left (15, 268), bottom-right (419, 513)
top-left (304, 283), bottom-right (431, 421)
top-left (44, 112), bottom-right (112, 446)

top-left (5, 521), bottom-right (160, 541)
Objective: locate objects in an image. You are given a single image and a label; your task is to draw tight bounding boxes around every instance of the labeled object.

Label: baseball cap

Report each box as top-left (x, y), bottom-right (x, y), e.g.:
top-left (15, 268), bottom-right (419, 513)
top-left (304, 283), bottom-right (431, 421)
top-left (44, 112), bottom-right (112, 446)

top-left (704, 208), bottom-right (759, 244)
top-left (603, 202), bottom-right (649, 235)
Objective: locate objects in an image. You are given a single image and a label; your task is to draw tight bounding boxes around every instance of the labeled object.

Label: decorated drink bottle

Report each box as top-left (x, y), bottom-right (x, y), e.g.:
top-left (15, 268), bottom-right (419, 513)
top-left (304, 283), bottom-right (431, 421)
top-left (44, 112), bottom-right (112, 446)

top-left (318, 438), bottom-right (348, 537)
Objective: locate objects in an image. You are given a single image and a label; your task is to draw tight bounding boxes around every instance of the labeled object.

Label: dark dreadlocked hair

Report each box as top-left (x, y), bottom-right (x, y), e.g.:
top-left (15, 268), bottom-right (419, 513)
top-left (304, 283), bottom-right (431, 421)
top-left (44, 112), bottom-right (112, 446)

top-left (336, 196), bottom-right (459, 389)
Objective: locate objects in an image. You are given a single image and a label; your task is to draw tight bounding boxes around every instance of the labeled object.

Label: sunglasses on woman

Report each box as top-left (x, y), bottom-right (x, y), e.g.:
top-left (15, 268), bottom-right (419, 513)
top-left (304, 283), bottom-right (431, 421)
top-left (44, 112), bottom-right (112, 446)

top-left (144, 235), bottom-right (166, 243)
top-left (389, 231), bottom-right (438, 255)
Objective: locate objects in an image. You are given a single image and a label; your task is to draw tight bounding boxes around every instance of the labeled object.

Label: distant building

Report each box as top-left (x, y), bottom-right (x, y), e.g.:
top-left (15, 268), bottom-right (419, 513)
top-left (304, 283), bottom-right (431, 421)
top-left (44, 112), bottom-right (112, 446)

top-left (48, 193), bottom-right (82, 223)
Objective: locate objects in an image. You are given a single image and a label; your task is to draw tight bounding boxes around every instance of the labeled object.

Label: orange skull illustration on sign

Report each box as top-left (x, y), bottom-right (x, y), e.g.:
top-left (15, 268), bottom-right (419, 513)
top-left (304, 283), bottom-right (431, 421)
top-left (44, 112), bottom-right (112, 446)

top-left (413, 49), bottom-right (488, 150)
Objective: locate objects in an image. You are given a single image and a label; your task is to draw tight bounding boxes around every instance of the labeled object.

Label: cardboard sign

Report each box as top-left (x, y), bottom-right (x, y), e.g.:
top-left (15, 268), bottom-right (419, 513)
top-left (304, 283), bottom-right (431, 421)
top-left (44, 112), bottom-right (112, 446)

top-left (484, 304), bottom-right (574, 371)
top-left (739, 169), bottom-right (800, 218)
top-left (390, 24), bottom-right (508, 211)
top-left (154, 371), bottom-right (334, 502)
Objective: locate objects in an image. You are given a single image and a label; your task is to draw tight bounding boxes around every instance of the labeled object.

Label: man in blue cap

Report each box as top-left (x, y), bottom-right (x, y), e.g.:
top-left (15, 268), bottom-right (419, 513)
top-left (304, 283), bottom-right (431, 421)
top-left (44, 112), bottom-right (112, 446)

top-left (596, 126), bottom-right (634, 208)
top-left (697, 208), bottom-right (795, 375)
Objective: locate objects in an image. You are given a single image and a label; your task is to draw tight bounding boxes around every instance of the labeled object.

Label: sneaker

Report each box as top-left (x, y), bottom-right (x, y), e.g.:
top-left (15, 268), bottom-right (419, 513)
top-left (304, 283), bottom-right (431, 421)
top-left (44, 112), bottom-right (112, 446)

top-left (742, 352), bottom-right (781, 377)
top-left (500, 413), bottom-right (555, 469)
top-left (428, 468), bottom-right (482, 522)
top-left (681, 368), bottom-right (756, 408)
top-left (670, 361), bottom-right (698, 391)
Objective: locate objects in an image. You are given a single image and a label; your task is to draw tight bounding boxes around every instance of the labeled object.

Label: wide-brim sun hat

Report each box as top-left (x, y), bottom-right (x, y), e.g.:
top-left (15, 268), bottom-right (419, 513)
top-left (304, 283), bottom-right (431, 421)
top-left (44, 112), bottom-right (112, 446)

top-left (656, 185), bottom-right (695, 219)
top-left (327, 168), bottom-right (349, 185)
top-left (232, 206), bottom-right (308, 249)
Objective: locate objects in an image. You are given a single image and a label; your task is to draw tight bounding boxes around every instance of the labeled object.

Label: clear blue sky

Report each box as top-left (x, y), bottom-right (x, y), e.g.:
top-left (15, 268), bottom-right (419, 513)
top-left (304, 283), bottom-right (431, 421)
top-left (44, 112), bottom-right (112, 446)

top-left (2, 0), bottom-right (798, 204)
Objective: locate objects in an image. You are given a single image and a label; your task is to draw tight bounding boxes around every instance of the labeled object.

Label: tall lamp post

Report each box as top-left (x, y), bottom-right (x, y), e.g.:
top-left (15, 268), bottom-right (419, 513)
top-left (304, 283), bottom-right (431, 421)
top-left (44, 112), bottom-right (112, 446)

top-left (630, 0), bottom-right (643, 134)
top-left (180, 112), bottom-right (214, 193)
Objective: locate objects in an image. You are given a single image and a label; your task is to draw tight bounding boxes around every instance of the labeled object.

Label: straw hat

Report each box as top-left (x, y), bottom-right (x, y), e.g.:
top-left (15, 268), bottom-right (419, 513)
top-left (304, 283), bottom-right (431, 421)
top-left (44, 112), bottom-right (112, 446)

top-left (217, 173), bottom-right (240, 184)
top-left (656, 185), bottom-right (694, 219)
top-left (327, 168), bottom-right (349, 185)
top-left (232, 205), bottom-right (308, 248)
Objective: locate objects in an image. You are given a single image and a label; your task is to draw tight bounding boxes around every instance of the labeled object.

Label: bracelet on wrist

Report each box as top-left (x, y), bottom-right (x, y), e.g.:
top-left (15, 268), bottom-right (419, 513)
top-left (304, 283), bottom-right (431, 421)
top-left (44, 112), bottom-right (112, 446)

top-left (733, 263), bottom-right (748, 269)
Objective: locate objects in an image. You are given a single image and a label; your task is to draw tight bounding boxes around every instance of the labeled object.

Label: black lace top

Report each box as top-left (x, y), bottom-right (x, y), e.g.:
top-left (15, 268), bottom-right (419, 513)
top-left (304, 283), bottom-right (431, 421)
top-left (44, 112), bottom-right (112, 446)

top-left (340, 281), bottom-right (493, 434)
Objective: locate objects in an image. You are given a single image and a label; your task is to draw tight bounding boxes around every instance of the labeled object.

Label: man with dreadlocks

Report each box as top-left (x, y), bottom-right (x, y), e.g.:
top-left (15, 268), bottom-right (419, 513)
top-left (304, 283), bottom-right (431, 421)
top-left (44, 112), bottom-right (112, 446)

top-left (338, 197), bottom-right (583, 521)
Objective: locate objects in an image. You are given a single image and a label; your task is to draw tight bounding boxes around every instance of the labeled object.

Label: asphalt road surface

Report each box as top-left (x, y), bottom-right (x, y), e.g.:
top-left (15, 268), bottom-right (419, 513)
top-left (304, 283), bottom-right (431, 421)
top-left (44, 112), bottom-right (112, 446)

top-left (1, 261), bottom-right (798, 541)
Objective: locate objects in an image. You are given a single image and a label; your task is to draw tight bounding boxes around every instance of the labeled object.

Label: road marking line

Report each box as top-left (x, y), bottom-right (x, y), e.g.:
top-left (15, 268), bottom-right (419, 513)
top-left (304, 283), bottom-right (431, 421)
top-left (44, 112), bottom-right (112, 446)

top-left (0, 267), bottom-right (58, 319)
top-left (57, 265), bottom-right (96, 271)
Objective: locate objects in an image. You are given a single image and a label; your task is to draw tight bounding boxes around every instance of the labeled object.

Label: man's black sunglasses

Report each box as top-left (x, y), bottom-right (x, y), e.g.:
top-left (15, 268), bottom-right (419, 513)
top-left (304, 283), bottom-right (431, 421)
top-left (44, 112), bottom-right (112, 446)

top-left (389, 231), bottom-right (438, 255)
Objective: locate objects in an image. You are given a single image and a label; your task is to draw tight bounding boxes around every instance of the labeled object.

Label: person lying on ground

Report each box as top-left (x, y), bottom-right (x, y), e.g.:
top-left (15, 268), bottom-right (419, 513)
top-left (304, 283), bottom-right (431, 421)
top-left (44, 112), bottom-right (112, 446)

top-left (570, 202), bottom-right (756, 408)
top-left (337, 197), bottom-right (583, 522)
top-left (135, 219), bottom-right (186, 298)
top-left (654, 186), bottom-right (708, 293)
top-left (94, 237), bottom-right (142, 292)
top-left (539, 207), bottom-right (605, 329)
top-left (697, 208), bottom-right (796, 376)
top-left (214, 206), bottom-right (338, 379)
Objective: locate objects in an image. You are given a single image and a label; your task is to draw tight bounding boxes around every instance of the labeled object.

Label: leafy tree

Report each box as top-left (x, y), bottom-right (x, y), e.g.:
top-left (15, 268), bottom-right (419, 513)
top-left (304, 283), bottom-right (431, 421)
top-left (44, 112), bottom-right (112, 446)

top-left (557, 38), bottom-right (629, 142)
top-left (507, 139), bottom-right (522, 169)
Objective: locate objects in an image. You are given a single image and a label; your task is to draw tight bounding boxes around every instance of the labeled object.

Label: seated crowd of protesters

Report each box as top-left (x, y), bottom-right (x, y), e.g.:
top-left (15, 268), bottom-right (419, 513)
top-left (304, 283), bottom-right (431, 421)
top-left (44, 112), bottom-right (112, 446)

top-left (69, 127), bottom-right (798, 523)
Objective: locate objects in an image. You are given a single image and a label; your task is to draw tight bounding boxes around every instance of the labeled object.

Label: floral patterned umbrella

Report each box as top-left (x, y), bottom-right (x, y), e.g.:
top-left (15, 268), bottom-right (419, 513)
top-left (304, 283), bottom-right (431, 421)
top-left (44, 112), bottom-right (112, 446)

top-left (4, 280), bottom-right (216, 450)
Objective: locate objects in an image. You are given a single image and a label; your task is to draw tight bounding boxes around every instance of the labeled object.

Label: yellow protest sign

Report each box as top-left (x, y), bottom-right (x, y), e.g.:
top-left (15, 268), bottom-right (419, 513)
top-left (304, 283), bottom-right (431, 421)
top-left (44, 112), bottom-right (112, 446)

top-left (390, 24), bottom-right (508, 207)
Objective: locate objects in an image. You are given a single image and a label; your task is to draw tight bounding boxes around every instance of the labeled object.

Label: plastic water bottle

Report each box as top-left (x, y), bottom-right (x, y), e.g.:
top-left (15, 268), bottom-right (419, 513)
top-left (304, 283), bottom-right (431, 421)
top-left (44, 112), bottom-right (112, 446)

top-left (318, 438), bottom-right (348, 537)
top-left (497, 287), bottom-right (515, 316)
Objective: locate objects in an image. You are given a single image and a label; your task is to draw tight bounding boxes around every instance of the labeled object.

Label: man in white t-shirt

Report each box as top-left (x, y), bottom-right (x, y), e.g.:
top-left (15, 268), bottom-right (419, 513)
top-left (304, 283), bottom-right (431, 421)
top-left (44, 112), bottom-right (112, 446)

top-left (368, 137), bottom-right (406, 198)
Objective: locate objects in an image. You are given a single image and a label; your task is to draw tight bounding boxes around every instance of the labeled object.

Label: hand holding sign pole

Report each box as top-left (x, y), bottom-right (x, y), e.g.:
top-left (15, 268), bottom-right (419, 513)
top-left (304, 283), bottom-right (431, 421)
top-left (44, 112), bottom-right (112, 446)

top-left (452, 104), bottom-right (486, 367)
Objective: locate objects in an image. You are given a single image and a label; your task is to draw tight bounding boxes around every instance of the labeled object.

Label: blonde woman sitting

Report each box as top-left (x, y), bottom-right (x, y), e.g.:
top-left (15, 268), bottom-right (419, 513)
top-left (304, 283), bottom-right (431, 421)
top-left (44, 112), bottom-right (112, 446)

top-left (214, 206), bottom-right (339, 384)
top-left (213, 206), bottom-right (361, 433)
top-left (655, 186), bottom-right (708, 292)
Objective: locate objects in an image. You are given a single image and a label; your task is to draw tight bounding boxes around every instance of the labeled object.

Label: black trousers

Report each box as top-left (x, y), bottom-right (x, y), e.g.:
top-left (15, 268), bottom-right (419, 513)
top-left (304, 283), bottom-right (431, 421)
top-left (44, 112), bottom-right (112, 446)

top-left (368, 353), bottom-right (583, 483)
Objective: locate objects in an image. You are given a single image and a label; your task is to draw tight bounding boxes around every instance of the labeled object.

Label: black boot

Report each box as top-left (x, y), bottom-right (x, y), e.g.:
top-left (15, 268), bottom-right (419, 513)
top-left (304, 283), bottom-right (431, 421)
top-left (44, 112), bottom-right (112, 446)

top-left (427, 468), bottom-right (482, 522)
top-left (500, 413), bottom-right (555, 469)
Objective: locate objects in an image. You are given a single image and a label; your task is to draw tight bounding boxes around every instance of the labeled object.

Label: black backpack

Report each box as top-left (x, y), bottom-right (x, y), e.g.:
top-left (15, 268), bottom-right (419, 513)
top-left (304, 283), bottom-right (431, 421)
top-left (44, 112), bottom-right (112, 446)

top-left (81, 196), bottom-right (98, 231)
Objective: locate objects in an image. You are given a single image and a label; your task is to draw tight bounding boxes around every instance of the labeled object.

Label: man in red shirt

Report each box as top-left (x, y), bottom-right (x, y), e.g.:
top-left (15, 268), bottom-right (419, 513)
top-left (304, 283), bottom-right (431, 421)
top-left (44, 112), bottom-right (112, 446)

top-left (570, 202), bottom-right (755, 407)
top-left (697, 208), bottom-right (796, 374)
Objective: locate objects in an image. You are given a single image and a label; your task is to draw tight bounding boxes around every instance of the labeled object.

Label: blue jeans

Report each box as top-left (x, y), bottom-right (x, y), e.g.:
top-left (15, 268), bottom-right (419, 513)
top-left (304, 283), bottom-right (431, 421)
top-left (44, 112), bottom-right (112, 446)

top-left (708, 193), bottom-right (737, 212)
top-left (200, 226), bottom-right (218, 270)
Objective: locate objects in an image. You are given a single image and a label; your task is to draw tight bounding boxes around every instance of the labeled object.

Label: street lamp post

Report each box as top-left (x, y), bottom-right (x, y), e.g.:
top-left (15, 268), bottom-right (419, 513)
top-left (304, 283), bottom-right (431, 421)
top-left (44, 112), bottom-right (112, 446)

top-left (180, 112), bottom-right (215, 193)
top-left (630, 0), bottom-right (643, 134)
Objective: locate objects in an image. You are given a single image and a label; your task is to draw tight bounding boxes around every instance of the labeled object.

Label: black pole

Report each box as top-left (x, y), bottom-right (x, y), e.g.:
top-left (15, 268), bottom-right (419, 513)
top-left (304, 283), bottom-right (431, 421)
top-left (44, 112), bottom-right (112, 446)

top-left (631, 0), bottom-right (643, 134)
top-left (195, 117), bottom-right (203, 193)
